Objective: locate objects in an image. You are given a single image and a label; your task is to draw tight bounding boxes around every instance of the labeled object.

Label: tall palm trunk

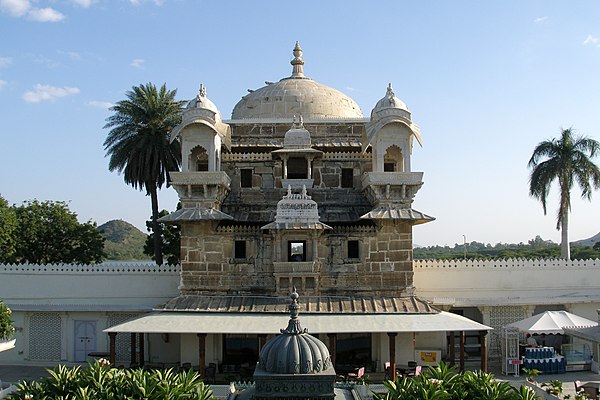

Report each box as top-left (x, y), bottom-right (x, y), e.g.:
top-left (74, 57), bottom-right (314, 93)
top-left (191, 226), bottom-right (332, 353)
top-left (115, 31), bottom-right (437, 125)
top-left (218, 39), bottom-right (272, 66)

top-left (560, 209), bottom-right (570, 260)
top-left (149, 185), bottom-right (163, 265)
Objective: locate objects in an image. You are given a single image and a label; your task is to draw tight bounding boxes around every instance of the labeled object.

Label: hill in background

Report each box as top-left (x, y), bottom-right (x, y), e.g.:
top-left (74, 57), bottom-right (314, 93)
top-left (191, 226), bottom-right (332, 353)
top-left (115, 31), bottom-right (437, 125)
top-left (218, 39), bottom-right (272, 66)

top-left (97, 220), bottom-right (149, 261)
top-left (573, 231), bottom-right (600, 247)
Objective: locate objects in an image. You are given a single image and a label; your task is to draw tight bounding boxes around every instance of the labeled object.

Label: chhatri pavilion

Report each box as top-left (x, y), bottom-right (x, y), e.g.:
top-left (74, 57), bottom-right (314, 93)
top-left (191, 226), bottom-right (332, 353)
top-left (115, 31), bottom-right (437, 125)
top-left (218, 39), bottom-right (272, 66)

top-left (104, 42), bottom-right (490, 377)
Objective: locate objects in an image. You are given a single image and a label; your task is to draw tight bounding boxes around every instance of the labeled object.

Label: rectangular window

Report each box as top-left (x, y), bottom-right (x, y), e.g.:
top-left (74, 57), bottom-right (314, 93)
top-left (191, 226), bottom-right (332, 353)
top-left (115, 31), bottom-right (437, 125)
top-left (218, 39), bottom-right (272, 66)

top-left (341, 168), bottom-right (353, 188)
top-left (348, 240), bottom-right (359, 259)
top-left (241, 169), bottom-right (253, 188)
top-left (234, 240), bottom-right (247, 259)
top-left (288, 240), bottom-right (306, 262)
top-left (384, 162), bottom-right (395, 172)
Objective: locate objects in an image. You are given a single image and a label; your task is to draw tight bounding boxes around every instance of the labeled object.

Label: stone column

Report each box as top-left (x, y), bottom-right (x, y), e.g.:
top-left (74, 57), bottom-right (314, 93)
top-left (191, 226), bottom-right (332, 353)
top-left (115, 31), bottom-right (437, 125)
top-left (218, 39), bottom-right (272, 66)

top-left (480, 330), bottom-right (488, 372)
top-left (459, 331), bottom-right (465, 371)
top-left (328, 333), bottom-right (337, 367)
top-left (282, 156), bottom-right (288, 179)
top-left (388, 332), bottom-right (397, 381)
top-left (108, 332), bottom-right (117, 365)
top-left (197, 333), bottom-right (207, 378)
top-left (307, 156), bottom-right (313, 178)
top-left (139, 333), bottom-right (145, 367)
top-left (258, 334), bottom-right (267, 352)
top-left (449, 331), bottom-right (455, 366)
top-left (130, 333), bottom-right (137, 365)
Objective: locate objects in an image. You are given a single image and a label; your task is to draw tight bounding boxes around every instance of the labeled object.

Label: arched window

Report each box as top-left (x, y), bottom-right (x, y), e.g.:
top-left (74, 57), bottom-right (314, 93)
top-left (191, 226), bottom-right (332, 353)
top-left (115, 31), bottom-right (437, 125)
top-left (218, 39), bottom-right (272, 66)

top-left (384, 145), bottom-right (403, 172)
top-left (190, 146), bottom-right (209, 171)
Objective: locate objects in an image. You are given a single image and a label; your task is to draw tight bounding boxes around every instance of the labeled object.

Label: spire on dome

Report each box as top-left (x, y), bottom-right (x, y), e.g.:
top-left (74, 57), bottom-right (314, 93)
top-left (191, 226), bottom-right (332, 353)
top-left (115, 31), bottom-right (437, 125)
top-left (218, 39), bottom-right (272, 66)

top-left (291, 41), bottom-right (305, 77)
top-left (386, 83), bottom-right (395, 97)
top-left (280, 287), bottom-right (307, 335)
top-left (196, 83), bottom-right (207, 101)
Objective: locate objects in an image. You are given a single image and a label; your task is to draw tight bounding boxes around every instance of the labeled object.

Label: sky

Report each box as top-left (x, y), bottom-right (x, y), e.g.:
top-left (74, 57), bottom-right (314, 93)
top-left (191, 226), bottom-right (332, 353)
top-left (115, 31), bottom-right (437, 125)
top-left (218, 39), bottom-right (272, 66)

top-left (1, 1), bottom-right (600, 247)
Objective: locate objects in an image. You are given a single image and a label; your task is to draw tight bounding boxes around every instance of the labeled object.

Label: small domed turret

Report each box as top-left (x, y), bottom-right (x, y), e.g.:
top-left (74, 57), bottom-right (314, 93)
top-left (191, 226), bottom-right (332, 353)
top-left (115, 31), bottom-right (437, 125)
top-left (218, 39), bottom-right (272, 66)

top-left (186, 84), bottom-right (222, 122)
top-left (371, 83), bottom-right (411, 122)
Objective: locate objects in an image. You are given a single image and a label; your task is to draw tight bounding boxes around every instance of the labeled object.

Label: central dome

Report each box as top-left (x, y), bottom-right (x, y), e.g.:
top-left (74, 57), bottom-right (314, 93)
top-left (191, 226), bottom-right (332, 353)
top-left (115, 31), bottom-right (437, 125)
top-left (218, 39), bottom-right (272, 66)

top-left (231, 42), bottom-right (363, 120)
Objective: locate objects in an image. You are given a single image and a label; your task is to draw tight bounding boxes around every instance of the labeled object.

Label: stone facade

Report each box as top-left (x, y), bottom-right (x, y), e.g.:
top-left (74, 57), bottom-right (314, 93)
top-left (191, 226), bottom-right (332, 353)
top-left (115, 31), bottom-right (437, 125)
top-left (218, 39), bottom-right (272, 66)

top-left (165, 43), bottom-right (433, 300)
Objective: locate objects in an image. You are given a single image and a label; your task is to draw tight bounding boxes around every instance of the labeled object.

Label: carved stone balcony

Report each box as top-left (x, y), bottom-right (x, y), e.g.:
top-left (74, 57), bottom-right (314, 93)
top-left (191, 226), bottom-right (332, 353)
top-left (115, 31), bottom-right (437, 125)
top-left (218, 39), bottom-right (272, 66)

top-left (273, 261), bottom-right (318, 274)
top-left (361, 172), bottom-right (424, 207)
top-left (169, 171), bottom-right (231, 209)
top-left (281, 178), bottom-right (314, 189)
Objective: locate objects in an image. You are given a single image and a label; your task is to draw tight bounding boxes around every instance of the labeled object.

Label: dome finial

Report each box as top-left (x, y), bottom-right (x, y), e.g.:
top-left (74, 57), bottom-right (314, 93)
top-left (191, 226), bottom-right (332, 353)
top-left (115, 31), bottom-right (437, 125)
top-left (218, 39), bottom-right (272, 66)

top-left (281, 287), bottom-right (307, 334)
top-left (387, 83), bottom-right (395, 97)
top-left (291, 41), bottom-right (305, 77)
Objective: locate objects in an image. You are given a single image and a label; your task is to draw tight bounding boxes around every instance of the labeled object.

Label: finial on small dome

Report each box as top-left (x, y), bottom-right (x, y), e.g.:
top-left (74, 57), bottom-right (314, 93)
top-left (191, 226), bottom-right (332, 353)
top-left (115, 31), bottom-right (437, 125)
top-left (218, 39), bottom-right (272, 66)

top-left (281, 287), bottom-right (307, 334)
top-left (386, 83), bottom-right (395, 97)
top-left (291, 41), bottom-right (305, 77)
top-left (200, 84), bottom-right (207, 97)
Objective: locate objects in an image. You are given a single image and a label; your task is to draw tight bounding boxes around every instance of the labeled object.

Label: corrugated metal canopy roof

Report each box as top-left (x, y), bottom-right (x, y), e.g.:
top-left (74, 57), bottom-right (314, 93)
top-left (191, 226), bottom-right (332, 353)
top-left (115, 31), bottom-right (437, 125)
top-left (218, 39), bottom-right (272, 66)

top-left (104, 311), bottom-right (491, 334)
top-left (156, 295), bottom-right (435, 314)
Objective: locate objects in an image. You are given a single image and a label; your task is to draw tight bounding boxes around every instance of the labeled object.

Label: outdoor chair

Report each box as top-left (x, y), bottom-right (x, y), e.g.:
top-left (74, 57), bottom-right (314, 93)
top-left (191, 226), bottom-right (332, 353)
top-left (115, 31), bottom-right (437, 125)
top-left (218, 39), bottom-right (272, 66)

top-left (204, 364), bottom-right (216, 384)
top-left (384, 362), bottom-right (391, 380)
top-left (346, 366), bottom-right (365, 382)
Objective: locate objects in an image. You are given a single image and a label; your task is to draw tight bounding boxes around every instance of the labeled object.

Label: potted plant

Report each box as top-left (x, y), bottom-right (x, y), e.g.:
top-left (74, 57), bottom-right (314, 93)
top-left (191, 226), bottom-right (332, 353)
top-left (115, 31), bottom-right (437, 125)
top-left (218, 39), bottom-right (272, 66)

top-left (0, 300), bottom-right (16, 352)
top-left (522, 368), bottom-right (540, 383)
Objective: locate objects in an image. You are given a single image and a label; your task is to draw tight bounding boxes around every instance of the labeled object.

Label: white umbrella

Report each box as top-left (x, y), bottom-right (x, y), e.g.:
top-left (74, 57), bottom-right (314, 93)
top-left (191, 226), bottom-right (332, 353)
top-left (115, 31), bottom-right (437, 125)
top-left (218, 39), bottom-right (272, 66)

top-left (506, 311), bottom-right (598, 335)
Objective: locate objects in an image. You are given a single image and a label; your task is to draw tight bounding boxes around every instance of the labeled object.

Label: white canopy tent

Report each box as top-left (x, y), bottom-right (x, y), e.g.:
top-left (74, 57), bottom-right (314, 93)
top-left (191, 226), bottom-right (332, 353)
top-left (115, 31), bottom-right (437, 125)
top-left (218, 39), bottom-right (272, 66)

top-left (506, 311), bottom-right (597, 335)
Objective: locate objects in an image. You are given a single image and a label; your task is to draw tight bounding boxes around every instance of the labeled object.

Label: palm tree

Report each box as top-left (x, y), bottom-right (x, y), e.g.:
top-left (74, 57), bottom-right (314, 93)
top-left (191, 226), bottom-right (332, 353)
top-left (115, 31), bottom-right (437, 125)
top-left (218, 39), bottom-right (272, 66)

top-left (528, 128), bottom-right (600, 259)
top-left (104, 83), bottom-right (184, 265)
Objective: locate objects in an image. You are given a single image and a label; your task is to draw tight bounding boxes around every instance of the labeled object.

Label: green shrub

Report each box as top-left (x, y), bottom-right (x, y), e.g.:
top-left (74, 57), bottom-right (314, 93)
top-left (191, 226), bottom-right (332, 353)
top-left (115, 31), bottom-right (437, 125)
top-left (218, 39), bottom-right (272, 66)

top-left (0, 300), bottom-right (15, 340)
top-left (374, 361), bottom-right (540, 400)
top-left (8, 360), bottom-right (214, 399)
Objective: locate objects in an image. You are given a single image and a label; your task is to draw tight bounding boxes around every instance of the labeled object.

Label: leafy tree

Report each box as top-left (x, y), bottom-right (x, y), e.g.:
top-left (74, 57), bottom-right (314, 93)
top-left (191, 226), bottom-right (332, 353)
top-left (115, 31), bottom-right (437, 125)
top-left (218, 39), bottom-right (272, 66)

top-left (0, 300), bottom-right (15, 340)
top-left (7, 200), bottom-right (105, 264)
top-left (144, 204), bottom-right (181, 265)
top-left (0, 195), bottom-right (17, 261)
top-left (528, 128), bottom-right (600, 259)
top-left (103, 82), bottom-right (185, 265)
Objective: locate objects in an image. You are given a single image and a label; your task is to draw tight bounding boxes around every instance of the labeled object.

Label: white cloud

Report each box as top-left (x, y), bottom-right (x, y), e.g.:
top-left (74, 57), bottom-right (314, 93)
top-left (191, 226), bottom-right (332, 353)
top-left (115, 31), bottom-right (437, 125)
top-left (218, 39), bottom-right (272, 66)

top-left (0, 56), bottom-right (12, 67)
top-left (22, 84), bottom-right (80, 103)
top-left (583, 34), bottom-right (600, 47)
top-left (88, 100), bottom-right (113, 109)
top-left (71, 0), bottom-right (95, 7)
top-left (28, 7), bottom-right (65, 22)
top-left (0, 0), bottom-right (65, 22)
top-left (0, 0), bottom-right (30, 17)
top-left (0, 80), bottom-right (7, 90)
top-left (534, 16), bottom-right (548, 23)
top-left (130, 58), bottom-right (145, 68)
top-left (129, 0), bottom-right (164, 5)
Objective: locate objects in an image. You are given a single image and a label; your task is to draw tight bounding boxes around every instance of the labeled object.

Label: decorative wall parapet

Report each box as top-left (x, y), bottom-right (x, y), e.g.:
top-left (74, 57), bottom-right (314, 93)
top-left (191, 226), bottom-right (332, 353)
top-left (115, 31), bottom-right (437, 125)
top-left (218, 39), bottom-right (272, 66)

top-left (0, 263), bottom-right (180, 274)
top-left (273, 261), bottom-right (318, 273)
top-left (414, 258), bottom-right (600, 307)
top-left (414, 258), bottom-right (600, 269)
top-left (222, 153), bottom-right (272, 162)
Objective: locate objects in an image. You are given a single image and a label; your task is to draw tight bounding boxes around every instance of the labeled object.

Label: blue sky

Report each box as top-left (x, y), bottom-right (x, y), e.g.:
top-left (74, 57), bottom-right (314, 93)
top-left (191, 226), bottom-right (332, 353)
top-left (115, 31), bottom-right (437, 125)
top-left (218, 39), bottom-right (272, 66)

top-left (1, 0), bottom-right (599, 247)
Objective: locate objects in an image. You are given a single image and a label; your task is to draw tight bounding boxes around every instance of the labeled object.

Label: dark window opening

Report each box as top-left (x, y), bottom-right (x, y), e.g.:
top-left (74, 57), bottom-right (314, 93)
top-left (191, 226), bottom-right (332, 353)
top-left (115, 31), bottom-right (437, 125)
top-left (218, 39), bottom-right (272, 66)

top-left (288, 240), bottom-right (306, 262)
top-left (384, 162), bottom-right (395, 172)
top-left (241, 169), bottom-right (253, 188)
top-left (306, 277), bottom-right (315, 289)
top-left (287, 158), bottom-right (308, 179)
top-left (348, 240), bottom-right (359, 259)
top-left (234, 240), bottom-right (246, 259)
top-left (341, 168), bottom-right (353, 188)
top-left (223, 334), bottom-right (259, 367)
top-left (197, 161), bottom-right (208, 171)
top-left (336, 333), bottom-right (371, 369)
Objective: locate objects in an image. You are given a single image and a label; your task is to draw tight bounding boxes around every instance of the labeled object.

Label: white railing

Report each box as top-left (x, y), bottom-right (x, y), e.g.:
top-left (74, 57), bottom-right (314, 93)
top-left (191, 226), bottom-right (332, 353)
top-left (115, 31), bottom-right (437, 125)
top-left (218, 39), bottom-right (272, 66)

top-left (0, 263), bottom-right (180, 274)
top-left (414, 258), bottom-right (600, 269)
